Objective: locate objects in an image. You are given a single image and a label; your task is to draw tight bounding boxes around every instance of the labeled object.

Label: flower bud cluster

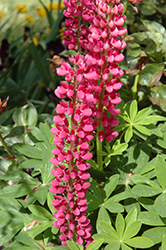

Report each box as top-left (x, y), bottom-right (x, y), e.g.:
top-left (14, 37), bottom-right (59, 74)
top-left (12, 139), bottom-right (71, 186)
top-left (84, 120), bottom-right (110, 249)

top-left (50, 0), bottom-right (126, 247)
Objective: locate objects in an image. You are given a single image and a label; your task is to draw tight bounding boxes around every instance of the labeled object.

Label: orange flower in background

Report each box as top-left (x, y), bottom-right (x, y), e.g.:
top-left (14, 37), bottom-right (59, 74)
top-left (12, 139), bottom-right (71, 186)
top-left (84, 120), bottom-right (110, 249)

top-left (0, 97), bottom-right (9, 113)
top-left (25, 16), bottom-right (34, 23)
top-left (0, 11), bottom-right (3, 18)
top-left (17, 4), bottom-right (28, 13)
top-left (47, 28), bottom-right (51, 34)
top-left (128, 0), bottom-right (142, 4)
top-left (35, 7), bottom-right (47, 18)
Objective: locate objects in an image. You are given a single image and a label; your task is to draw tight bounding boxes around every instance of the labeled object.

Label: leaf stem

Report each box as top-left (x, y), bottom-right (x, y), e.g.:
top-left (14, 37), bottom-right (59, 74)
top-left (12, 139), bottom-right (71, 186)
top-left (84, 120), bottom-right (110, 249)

top-left (96, 128), bottom-right (103, 172)
top-left (132, 74), bottom-right (139, 100)
top-left (123, 1), bottom-right (129, 15)
top-left (0, 131), bottom-right (14, 158)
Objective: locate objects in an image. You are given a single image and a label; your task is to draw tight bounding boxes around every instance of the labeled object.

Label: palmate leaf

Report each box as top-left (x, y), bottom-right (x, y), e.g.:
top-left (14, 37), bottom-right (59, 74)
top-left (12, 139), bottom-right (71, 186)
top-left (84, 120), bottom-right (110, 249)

top-left (97, 212), bottom-right (152, 250)
top-left (118, 100), bottom-right (166, 142)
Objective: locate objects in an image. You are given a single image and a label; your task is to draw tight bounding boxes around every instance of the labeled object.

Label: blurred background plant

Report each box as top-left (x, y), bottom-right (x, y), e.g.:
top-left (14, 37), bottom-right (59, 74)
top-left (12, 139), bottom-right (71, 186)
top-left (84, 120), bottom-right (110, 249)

top-left (0, 0), bottom-right (65, 127)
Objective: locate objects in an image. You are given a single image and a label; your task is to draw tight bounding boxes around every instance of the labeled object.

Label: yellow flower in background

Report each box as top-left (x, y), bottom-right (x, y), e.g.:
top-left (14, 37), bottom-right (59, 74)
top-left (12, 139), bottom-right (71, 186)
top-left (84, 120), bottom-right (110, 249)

top-left (60, 2), bottom-right (65, 9)
top-left (32, 37), bottom-right (38, 46)
top-left (35, 7), bottom-right (47, 18)
top-left (59, 27), bottom-right (66, 40)
top-left (17, 4), bottom-right (28, 13)
top-left (0, 11), bottom-right (3, 18)
top-left (46, 3), bottom-right (58, 10)
top-left (25, 16), bottom-right (34, 23)
top-left (46, 2), bottom-right (65, 10)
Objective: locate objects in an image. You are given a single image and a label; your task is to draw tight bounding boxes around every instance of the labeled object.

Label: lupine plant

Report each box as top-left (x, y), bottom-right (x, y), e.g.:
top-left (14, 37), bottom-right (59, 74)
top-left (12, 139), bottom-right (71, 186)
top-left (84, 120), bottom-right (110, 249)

top-left (49, 0), bottom-right (127, 247)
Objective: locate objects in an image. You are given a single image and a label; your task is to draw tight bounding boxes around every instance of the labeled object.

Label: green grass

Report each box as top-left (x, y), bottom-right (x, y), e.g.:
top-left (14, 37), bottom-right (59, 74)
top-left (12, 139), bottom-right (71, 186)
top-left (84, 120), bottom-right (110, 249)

top-left (0, 0), bottom-right (60, 41)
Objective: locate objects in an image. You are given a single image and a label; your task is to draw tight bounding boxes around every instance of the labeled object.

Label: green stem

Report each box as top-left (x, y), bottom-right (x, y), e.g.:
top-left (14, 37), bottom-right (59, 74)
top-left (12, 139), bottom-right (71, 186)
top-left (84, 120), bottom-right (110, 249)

top-left (0, 131), bottom-right (14, 158)
top-left (132, 74), bottom-right (139, 100)
top-left (96, 127), bottom-right (103, 172)
top-left (123, 1), bottom-right (129, 15)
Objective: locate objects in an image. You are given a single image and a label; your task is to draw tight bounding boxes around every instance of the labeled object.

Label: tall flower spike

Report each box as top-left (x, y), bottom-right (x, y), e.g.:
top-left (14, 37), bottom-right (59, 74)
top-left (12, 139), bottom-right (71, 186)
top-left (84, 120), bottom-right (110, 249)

top-left (50, 0), bottom-right (126, 248)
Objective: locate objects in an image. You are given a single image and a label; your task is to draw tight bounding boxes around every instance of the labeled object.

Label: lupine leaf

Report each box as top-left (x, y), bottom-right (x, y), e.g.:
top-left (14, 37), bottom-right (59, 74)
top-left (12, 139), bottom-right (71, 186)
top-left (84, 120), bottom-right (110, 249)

top-left (35, 185), bottom-right (48, 205)
top-left (123, 221), bottom-right (142, 240)
top-left (0, 184), bottom-right (35, 198)
top-left (0, 218), bottom-right (23, 246)
top-left (124, 236), bottom-right (154, 248)
top-left (143, 227), bottom-right (166, 244)
top-left (129, 100), bottom-right (137, 122)
top-left (66, 241), bottom-right (80, 250)
top-left (155, 155), bottom-right (166, 190)
top-left (132, 184), bottom-right (161, 197)
top-left (14, 144), bottom-right (42, 159)
top-left (93, 233), bottom-right (116, 243)
top-left (135, 115), bottom-right (166, 125)
top-left (138, 211), bottom-right (166, 226)
top-left (15, 233), bottom-right (44, 249)
top-left (134, 107), bottom-right (153, 123)
top-left (27, 221), bottom-right (53, 238)
top-left (97, 207), bottom-right (112, 233)
top-left (116, 213), bottom-right (125, 239)
top-left (99, 221), bottom-right (119, 239)
top-left (134, 124), bottom-right (151, 135)
top-left (86, 239), bottom-right (103, 250)
top-left (161, 234), bottom-right (166, 249)
top-left (104, 242), bottom-right (121, 250)
top-left (103, 174), bottom-right (119, 201)
top-left (104, 201), bottom-right (124, 213)
top-left (121, 243), bottom-right (132, 250)
top-left (124, 126), bottom-right (133, 143)
top-left (28, 205), bottom-right (53, 220)
top-left (155, 193), bottom-right (166, 217)
top-left (125, 207), bottom-right (138, 228)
